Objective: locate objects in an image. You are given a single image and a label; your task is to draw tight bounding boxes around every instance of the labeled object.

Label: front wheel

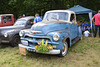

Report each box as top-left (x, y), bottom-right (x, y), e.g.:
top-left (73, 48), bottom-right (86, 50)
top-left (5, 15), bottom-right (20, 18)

top-left (59, 42), bottom-right (68, 57)
top-left (11, 35), bottom-right (21, 47)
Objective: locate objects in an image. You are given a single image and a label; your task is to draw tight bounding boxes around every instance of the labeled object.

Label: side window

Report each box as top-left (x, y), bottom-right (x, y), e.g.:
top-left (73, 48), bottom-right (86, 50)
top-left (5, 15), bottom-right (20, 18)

top-left (3, 16), bottom-right (12, 23)
top-left (26, 19), bottom-right (34, 28)
top-left (70, 14), bottom-right (75, 22)
top-left (29, 19), bottom-right (34, 23)
top-left (27, 19), bottom-right (34, 25)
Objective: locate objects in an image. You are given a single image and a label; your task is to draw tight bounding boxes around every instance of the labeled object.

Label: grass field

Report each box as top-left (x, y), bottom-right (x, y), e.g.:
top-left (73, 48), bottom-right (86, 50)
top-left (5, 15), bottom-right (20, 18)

top-left (0, 36), bottom-right (100, 67)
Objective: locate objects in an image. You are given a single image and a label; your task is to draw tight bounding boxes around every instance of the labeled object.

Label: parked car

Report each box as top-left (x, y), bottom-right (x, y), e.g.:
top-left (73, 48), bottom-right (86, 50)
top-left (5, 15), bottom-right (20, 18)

top-left (0, 14), bottom-right (15, 27)
top-left (19, 10), bottom-right (82, 57)
top-left (0, 16), bottom-right (34, 47)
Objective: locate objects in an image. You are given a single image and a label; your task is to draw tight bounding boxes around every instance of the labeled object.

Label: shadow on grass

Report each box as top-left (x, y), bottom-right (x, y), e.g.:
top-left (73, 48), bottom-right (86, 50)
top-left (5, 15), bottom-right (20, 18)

top-left (27, 52), bottom-right (59, 59)
top-left (0, 43), bottom-right (12, 48)
top-left (19, 52), bottom-right (68, 65)
top-left (19, 51), bottom-right (65, 61)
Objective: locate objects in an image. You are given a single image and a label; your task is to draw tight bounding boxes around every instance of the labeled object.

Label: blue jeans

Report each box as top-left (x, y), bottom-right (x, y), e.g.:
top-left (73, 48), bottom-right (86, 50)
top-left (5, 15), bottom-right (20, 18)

top-left (94, 25), bottom-right (100, 37)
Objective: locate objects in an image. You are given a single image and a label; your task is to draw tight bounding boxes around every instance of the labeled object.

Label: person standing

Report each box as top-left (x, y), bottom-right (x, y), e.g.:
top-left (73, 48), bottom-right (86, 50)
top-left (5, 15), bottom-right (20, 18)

top-left (92, 10), bottom-right (100, 38)
top-left (34, 14), bottom-right (42, 24)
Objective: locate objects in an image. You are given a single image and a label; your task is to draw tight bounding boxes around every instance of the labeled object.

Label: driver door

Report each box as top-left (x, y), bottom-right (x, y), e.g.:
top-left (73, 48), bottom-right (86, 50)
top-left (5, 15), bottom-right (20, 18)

top-left (70, 14), bottom-right (78, 39)
top-left (25, 19), bottom-right (34, 29)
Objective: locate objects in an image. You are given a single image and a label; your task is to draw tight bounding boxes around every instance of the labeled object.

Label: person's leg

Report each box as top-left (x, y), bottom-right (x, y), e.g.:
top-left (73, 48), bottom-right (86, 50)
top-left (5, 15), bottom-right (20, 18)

top-left (94, 25), bottom-right (98, 37)
top-left (99, 25), bottom-right (100, 37)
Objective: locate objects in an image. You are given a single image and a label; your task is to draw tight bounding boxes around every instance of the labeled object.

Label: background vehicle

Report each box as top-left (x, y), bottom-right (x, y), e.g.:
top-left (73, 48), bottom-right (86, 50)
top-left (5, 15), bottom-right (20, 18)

top-left (0, 16), bottom-right (34, 47)
top-left (19, 10), bottom-right (82, 57)
top-left (0, 14), bottom-right (15, 27)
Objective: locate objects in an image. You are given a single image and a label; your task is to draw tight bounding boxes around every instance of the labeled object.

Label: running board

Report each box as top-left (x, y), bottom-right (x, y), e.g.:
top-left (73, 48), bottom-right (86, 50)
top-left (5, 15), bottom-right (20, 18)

top-left (71, 37), bottom-right (80, 45)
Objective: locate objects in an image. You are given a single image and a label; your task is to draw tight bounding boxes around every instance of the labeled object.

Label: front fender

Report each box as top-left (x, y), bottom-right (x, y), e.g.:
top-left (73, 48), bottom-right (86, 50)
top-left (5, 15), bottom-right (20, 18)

top-left (6, 30), bottom-right (20, 42)
top-left (47, 31), bottom-right (70, 50)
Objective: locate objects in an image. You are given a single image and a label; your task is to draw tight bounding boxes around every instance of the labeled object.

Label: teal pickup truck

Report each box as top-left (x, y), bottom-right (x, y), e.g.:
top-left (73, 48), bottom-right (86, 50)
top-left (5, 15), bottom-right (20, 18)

top-left (19, 10), bottom-right (82, 57)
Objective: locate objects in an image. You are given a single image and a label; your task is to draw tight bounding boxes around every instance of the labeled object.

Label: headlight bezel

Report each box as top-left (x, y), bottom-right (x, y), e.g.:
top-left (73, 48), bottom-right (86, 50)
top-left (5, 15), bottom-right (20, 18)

top-left (53, 33), bottom-right (60, 41)
top-left (4, 32), bottom-right (8, 37)
top-left (19, 30), bottom-right (24, 37)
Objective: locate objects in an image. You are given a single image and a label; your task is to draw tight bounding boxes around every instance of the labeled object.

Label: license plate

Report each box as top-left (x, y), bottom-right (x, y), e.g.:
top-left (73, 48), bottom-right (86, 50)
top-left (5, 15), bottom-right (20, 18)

top-left (21, 40), bottom-right (28, 46)
top-left (19, 47), bottom-right (26, 56)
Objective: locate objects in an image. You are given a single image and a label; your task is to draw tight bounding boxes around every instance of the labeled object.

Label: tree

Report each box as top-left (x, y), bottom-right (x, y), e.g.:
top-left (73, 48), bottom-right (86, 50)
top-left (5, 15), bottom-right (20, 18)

top-left (0, 0), bottom-right (99, 18)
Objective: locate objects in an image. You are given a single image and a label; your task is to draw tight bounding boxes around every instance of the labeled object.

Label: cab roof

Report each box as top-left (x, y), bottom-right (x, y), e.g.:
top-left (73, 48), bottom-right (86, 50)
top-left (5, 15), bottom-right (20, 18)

top-left (46, 10), bottom-right (75, 14)
top-left (0, 14), bottom-right (14, 16)
top-left (17, 16), bottom-right (34, 21)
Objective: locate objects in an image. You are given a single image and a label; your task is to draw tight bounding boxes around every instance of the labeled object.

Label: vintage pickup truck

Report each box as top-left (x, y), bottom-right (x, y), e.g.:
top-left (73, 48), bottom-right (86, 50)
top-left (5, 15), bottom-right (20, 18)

top-left (0, 16), bottom-right (34, 47)
top-left (0, 14), bottom-right (15, 27)
top-left (19, 10), bottom-right (82, 57)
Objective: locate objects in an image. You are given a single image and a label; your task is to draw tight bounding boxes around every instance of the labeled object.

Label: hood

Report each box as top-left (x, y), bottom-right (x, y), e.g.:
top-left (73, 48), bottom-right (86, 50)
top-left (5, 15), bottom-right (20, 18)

top-left (0, 25), bottom-right (24, 30)
top-left (0, 25), bottom-right (24, 35)
top-left (31, 20), bottom-right (69, 35)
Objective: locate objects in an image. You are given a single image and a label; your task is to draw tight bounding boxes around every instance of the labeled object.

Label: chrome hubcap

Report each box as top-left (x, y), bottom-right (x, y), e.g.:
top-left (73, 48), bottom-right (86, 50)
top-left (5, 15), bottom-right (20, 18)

top-left (62, 42), bottom-right (67, 56)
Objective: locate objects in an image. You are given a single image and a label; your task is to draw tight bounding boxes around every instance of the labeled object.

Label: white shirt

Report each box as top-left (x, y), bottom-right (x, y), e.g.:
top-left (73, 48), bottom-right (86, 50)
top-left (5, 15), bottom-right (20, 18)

top-left (84, 31), bottom-right (90, 37)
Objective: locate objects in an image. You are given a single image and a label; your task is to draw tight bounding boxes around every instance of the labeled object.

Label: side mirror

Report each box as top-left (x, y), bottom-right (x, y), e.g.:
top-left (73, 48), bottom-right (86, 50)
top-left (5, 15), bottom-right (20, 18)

top-left (72, 22), bottom-right (76, 25)
top-left (71, 20), bottom-right (77, 25)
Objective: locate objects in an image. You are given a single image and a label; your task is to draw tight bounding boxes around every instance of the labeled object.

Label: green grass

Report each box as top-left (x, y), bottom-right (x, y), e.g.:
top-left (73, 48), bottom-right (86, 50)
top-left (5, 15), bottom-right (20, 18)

top-left (0, 36), bottom-right (100, 67)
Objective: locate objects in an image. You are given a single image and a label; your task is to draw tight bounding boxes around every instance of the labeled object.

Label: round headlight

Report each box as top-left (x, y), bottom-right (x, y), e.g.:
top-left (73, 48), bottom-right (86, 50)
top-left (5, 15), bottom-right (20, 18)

top-left (19, 31), bottom-right (24, 37)
top-left (4, 33), bottom-right (8, 37)
top-left (53, 33), bottom-right (60, 41)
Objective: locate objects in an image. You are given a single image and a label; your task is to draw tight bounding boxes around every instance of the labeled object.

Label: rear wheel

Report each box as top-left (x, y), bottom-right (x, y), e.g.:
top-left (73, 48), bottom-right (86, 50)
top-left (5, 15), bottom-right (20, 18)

top-left (11, 35), bottom-right (21, 47)
top-left (59, 42), bottom-right (68, 57)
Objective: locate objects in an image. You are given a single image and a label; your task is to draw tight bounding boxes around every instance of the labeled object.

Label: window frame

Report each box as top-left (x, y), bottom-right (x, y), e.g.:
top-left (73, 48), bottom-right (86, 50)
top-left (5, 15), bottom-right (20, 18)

top-left (70, 14), bottom-right (75, 22)
top-left (3, 16), bottom-right (12, 23)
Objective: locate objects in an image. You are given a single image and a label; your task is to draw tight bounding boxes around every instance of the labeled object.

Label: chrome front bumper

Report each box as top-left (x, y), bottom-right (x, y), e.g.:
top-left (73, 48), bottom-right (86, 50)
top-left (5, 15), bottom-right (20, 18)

top-left (19, 44), bottom-right (60, 55)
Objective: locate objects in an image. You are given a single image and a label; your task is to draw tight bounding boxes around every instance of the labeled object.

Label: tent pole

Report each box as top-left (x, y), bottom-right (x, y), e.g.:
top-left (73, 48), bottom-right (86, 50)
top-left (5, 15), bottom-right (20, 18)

top-left (91, 22), bottom-right (93, 37)
top-left (89, 12), bottom-right (93, 37)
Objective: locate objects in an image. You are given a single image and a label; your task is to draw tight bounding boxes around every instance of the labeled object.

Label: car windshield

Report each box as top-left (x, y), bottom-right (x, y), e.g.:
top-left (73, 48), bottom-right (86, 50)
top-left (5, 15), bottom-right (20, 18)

top-left (43, 12), bottom-right (68, 21)
top-left (14, 19), bottom-right (27, 26)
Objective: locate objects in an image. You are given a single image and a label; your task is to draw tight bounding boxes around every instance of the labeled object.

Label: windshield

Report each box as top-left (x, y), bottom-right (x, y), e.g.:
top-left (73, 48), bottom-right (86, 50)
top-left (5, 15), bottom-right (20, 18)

top-left (14, 19), bottom-right (27, 26)
top-left (43, 12), bottom-right (68, 21)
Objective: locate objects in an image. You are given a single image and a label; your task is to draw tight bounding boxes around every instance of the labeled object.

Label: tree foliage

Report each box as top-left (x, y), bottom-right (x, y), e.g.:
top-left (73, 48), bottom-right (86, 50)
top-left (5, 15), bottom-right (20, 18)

top-left (0, 0), bottom-right (99, 18)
